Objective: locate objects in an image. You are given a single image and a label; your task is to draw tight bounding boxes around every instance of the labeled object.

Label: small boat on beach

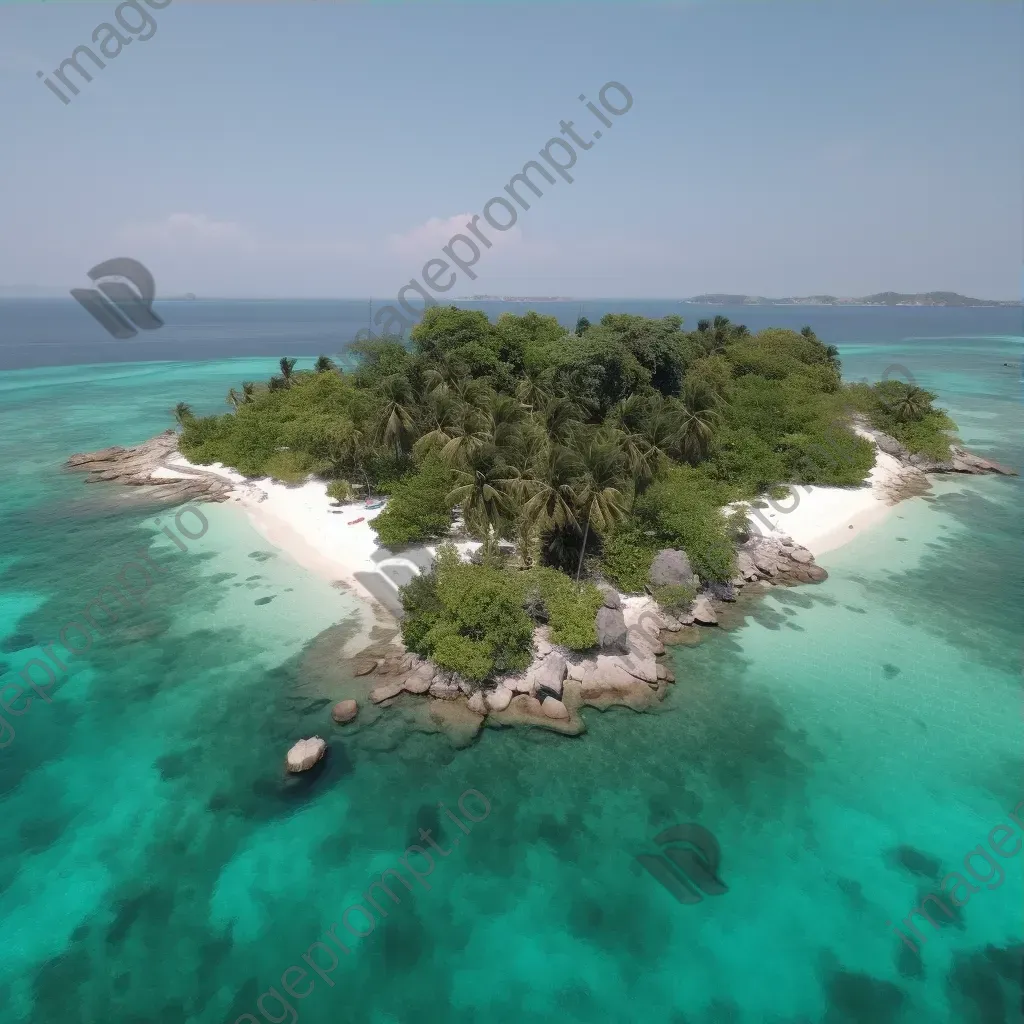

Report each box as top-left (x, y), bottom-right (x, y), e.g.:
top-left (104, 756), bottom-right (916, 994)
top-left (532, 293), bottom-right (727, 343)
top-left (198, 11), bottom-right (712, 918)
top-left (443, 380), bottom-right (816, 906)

top-left (364, 499), bottom-right (385, 510)
top-left (347, 516), bottom-right (365, 525)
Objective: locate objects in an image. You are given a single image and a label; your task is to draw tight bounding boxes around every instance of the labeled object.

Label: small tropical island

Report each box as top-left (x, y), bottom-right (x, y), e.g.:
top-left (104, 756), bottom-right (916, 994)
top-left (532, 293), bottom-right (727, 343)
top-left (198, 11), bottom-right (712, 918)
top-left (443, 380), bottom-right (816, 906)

top-left (67, 310), bottom-right (1013, 754)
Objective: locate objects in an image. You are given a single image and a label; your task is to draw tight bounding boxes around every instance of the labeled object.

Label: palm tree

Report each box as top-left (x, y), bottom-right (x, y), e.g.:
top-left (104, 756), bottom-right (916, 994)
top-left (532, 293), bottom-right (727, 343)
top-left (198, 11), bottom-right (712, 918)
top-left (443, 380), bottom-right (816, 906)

top-left (314, 354), bottom-right (336, 373)
top-left (268, 376), bottom-right (287, 392)
top-left (734, 324), bottom-right (750, 337)
top-left (674, 381), bottom-right (720, 464)
top-left (696, 319), bottom-right (711, 333)
top-left (522, 446), bottom-right (580, 539)
top-left (713, 315), bottom-right (731, 330)
top-left (423, 352), bottom-right (468, 397)
top-left (172, 402), bottom-right (193, 427)
top-left (415, 391), bottom-right (465, 458)
top-left (241, 381), bottom-right (256, 403)
top-left (610, 395), bottom-right (660, 497)
top-left (574, 316), bottom-right (591, 336)
top-left (226, 388), bottom-right (241, 410)
top-left (374, 373), bottom-right (417, 460)
top-left (887, 383), bottom-right (931, 423)
top-left (572, 439), bottom-right (627, 582)
top-left (447, 445), bottom-right (513, 537)
top-left (279, 357), bottom-right (297, 384)
top-left (516, 364), bottom-right (554, 411)
top-left (541, 396), bottom-right (583, 447)
top-left (488, 394), bottom-right (527, 453)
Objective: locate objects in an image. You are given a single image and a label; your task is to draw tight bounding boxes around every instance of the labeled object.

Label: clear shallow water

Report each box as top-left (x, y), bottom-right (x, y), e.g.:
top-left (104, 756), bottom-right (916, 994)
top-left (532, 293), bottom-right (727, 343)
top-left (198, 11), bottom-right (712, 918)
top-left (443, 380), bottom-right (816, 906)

top-left (0, 309), bottom-right (1020, 1024)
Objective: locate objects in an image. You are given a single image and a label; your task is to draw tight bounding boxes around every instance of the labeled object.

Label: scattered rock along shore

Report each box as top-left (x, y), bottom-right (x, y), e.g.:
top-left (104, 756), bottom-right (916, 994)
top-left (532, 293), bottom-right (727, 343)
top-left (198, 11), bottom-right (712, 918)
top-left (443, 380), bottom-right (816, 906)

top-left (853, 417), bottom-right (1017, 477)
top-left (65, 430), bottom-right (233, 504)
top-left (343, 534), bottom-right (828, 750)
top-left (67, 429), bottom-right (1014, 757)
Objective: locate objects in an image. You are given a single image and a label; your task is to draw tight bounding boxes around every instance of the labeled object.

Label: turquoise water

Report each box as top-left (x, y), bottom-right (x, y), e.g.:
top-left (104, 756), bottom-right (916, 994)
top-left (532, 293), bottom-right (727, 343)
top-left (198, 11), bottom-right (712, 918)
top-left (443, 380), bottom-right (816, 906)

top-left (0, 324), bottom-right (1020, 1023)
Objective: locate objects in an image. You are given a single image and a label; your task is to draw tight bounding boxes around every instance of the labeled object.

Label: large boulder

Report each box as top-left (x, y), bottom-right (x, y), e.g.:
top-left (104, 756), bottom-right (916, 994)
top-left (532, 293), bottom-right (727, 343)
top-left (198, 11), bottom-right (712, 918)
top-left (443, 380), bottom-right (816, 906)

top-left (467, 691), bottom-right (487, 715)
top-left (485, 685), bottom-right (514, 712)
top-left (628, 628), bottom-right (664, 659)
top-left (369, 679), bottom-right (404, 703)
top-left (533, 653), bottom-right (567, 699)
top-left (595, 606), bottom-right (628, 652)
top-left (285, 737), bottom-right (326, 773)
top-left (705, 581), bottom-right (736, 602)
top-left (428, 700), bottom-right (484, 749)
top-left (691, 594), bottom-right (718, 625)
top-left (597, 583), bottom-right (622, 609)
top-left (649, 549), bottom-right (697, 589)
top-left (402, 666), bottom-right (434, 694)
top-left (429, 678), bottom-right (461, 700)
top-left (541, 696), bottom-right (570, 720)
top-left (331, 700), bottom-right (358, 724)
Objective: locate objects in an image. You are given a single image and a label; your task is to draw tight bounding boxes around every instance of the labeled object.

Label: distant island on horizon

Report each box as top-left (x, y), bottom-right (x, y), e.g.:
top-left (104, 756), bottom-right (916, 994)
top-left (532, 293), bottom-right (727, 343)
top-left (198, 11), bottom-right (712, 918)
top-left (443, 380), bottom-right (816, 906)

top-left (0, 288), bottom-right (1018, 307)
top-left (683, 291), bottom-right (1020, 308)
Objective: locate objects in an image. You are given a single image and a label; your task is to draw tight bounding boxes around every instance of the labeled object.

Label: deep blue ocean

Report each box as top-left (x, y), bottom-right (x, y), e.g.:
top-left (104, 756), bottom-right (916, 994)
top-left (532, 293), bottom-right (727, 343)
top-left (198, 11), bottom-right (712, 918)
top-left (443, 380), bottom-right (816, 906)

top-left (0, 299), bottom-right (1020, 1024)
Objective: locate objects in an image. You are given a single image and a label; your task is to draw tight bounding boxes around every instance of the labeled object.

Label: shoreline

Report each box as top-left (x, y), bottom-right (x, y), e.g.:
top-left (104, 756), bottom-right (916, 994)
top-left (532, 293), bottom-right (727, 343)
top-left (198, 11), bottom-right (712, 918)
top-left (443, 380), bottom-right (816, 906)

top-left (165, 436), bottom-right (919, 633)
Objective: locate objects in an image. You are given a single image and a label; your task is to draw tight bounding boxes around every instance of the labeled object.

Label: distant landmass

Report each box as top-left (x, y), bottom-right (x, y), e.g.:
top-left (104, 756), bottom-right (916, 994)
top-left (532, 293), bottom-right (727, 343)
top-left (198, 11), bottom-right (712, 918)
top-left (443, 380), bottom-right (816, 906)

top-left (685, 291), bottom-right (1020, 307)
top-left (465, 295), bottom-right (576, 302)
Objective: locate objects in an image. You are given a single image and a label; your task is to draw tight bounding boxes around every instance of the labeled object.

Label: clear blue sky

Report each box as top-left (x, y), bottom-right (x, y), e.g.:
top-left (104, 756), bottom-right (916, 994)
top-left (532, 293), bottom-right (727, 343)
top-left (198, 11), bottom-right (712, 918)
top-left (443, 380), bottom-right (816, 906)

top-left (1, 0), bottom-right (1020, 299)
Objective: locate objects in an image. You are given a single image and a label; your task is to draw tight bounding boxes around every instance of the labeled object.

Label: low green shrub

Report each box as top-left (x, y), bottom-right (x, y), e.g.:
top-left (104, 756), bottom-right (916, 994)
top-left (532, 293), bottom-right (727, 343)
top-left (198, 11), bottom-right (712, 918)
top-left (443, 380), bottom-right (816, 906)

top-left (525, 566), bottom-right (603, 650)
top-left (371, 457), bottom-right (455, 547)
top-left (651, 583), bottom-right (697, 614)
top-left (399, 545), bottom-right (533, 681)
top-left (601, 529), bottom-right (658, 593)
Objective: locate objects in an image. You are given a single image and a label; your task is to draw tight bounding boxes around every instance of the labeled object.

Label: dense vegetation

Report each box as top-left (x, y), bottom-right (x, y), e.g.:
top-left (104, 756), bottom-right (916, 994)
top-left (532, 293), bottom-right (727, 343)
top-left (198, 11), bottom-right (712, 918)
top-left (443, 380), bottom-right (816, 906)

top-left (177, 308), bottom-right (956, 681)
top-left (848, 379), bottom-right (956, 461)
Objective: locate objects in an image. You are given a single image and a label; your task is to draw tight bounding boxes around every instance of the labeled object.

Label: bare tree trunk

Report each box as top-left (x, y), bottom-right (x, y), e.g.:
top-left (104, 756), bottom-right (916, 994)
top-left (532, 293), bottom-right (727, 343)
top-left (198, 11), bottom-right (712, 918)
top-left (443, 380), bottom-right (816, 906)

top-left (575, 518), bottom-right (591, 583)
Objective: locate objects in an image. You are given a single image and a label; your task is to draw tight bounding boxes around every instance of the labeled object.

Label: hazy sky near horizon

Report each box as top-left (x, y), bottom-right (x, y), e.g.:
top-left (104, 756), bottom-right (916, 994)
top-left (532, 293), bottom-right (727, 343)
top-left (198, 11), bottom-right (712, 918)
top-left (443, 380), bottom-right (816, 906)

top-left (1, 1), bottom-right (1020, 300)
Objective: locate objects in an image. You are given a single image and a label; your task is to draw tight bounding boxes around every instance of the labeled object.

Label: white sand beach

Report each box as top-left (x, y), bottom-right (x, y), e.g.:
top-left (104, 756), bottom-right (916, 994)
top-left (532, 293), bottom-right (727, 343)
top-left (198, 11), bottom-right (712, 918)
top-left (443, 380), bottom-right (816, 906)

top-left (163, 456), bottom-right (480, 650)
top-left (158, 431), bottom-right (921, 636)
top-left (742, 434), bottom-right (925, 556)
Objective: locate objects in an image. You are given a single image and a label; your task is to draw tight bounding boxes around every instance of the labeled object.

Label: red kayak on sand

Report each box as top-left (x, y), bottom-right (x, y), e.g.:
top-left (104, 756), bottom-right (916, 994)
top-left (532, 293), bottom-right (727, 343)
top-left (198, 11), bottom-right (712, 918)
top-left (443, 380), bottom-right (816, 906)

top-left (347, 517), bottom-right (365, 525)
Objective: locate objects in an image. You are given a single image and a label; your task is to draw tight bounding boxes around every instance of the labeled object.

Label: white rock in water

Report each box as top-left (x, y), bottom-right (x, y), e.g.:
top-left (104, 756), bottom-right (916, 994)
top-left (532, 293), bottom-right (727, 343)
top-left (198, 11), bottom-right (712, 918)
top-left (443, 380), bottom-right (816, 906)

top-left (541, 696), bottom-right (570, 720)
top-left (286, 736), bottom-right (326, 773)
top-left (331, 700), bottom-right (358, 724)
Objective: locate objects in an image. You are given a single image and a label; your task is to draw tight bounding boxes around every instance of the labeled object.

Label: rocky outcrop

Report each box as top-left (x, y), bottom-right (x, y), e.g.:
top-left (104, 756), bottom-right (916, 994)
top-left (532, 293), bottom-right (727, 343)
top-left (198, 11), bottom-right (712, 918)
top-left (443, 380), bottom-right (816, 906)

top-left (649, 549), bottom-right (697, 589)
top-left (529, 652), bottom-right (567, 699)
top-left (735, 535), bottom-right (828, 586)
top-left (595, 605), bottom-right (628, 652)
top-left (691, 594), bottom-right (718, 625)
top-left (66, 430), bottom-right (233, 502)
top-left (349, 533), bottom-right (831, 739)
top-left (285, 736), bottom-right (326, 773)
top-left (855, 418), bottom-right (1016, 476)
